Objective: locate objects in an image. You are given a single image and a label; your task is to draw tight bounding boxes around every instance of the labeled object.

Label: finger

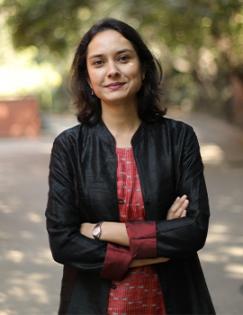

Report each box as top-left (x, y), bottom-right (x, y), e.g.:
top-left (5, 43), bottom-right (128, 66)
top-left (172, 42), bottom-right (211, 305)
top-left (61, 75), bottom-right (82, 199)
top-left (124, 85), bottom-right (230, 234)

top-left (179, 195), bottom-right (188, 202)
top-left (180, 199), bottom-right (189, 212)
top-left (175, 195), bottom-right (187, 206)
top-left (170, 195), bottom-right (187, 212)
top-left (177, 196), bottom-right (188, 208)
top-left (175, 199), bottom-right (189, 217)
top-left (172, 197), bottom-right (188, 213)
top-left (181, 198), bottom-right (189, 210)
top-left (181, 210), bottom-right (187, 217)
top-left (167, 196), bottom-right (189, 220)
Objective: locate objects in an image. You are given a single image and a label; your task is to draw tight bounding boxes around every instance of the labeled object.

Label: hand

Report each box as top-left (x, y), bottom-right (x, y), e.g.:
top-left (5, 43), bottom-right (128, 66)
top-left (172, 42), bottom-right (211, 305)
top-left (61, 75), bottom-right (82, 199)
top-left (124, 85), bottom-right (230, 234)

top-left (166, 195), bottom-right (189, 220)
top-left (80, 222), bottom-right (94, 239)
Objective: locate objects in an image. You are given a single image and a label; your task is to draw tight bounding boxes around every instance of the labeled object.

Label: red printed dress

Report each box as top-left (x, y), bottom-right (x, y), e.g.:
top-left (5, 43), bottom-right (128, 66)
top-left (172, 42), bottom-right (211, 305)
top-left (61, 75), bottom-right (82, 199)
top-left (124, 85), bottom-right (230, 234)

top-left (106, 147), bottom-right (166, 315)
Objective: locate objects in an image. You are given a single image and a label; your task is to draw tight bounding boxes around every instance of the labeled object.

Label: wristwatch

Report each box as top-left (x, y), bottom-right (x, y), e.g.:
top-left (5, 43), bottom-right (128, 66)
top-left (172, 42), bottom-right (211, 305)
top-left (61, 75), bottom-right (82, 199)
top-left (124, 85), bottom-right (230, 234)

top-left (92, 222), bottom-right (103, 240)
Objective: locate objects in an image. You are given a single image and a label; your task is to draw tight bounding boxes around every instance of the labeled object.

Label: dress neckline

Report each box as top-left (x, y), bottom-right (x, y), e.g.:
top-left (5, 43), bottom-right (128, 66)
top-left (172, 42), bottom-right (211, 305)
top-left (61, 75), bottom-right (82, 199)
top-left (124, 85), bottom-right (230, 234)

top-left (116, 146), bottom-right (133, 151)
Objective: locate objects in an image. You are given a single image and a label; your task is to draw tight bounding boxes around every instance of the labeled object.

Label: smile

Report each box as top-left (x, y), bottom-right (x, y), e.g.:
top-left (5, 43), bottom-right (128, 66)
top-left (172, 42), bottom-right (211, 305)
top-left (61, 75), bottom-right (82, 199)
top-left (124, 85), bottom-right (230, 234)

top-left (105, 82), bottom-right (126, 90)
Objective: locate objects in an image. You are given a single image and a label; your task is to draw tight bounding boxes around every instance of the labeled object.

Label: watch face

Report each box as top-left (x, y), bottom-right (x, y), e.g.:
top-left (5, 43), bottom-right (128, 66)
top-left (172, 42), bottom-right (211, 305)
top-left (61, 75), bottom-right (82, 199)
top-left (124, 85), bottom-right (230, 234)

top-left (93, 226), bottom-right (100, 237)
top-left (92, 224), bottom-right (102, 239)
top-left (92, 222), bottom-right (103, 240)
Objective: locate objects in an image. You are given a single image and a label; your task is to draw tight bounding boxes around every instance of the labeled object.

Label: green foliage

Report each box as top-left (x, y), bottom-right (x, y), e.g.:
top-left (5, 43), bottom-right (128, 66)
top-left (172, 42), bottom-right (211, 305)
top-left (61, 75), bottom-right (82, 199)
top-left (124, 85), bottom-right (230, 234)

top-left (2, 0), bottom-right (243, 113)
top-left (3, 0), bottom-right (89, 58)
top-left (2, 0), bottom-right (126, 59)
top-left (128, 0), bottom-right (243, 112)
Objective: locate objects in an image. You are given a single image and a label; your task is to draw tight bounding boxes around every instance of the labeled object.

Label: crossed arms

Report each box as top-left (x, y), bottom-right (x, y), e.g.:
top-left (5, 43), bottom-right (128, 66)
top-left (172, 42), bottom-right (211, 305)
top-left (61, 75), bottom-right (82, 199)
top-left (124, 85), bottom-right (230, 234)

top-left (80, 195), bottom-right (188, 269)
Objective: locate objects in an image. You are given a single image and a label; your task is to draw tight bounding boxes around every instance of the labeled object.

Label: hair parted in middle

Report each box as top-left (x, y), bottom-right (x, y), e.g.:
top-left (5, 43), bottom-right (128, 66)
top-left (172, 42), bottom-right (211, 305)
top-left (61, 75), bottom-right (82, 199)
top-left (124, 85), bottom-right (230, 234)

top-left (71, 17), bottom-right (166, 125)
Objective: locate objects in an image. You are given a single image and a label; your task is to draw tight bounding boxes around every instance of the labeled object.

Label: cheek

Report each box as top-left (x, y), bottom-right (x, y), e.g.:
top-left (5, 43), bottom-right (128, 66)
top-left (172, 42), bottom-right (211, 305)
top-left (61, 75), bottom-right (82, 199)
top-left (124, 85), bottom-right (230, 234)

top-left (87, 67), bottom-right (102, 89)
top-left (131, 68), bottom-right (143, 90)
top-left (87, 71), bottom-right (97, 88)
top-left (135, 78), bottom-right (143, 93)
top-left (129, 64), bottom-right (143, 81)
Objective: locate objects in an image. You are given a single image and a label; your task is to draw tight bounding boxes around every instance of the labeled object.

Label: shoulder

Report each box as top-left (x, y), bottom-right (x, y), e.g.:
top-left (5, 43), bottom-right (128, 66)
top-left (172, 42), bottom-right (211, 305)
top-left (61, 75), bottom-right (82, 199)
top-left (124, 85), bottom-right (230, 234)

top-left (53, 124), bottom-right (81, 148)
top-left (148, 116), bottom-right (200, 152)
top-left (163, 117), bottom-right (201, 157)
top-left (49, 124), bottom-right (83, 165)
top-left (153, 116), bottom-right (195, 137)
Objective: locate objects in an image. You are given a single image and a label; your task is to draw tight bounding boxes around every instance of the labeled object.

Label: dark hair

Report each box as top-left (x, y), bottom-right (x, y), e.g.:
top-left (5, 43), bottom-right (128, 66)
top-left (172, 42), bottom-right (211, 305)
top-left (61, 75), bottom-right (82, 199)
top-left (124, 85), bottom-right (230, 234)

top-left (71, 18), bottom-right (166, 124)
top-left (231, 65), bottom-right (243, 83)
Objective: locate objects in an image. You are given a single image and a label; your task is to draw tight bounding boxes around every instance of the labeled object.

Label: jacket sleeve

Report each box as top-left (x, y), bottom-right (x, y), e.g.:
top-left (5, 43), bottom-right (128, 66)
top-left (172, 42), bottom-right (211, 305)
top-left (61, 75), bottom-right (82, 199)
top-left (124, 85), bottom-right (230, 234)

top-left (156, 126), bottom-right (210, 258)
top-left (101, 243), bottom-right (133, 280)
top-left (125, 221), bottom-right (157, 258)
top-left (126, 126), bottom-right (210, 259)
top-left (45, 133), bottom-right (107, 271)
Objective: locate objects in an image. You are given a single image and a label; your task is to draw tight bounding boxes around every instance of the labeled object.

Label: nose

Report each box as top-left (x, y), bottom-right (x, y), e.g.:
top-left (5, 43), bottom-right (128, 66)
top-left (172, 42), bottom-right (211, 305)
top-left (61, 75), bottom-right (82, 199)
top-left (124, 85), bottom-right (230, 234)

top-left (107, 60), bottom-right (120, 78)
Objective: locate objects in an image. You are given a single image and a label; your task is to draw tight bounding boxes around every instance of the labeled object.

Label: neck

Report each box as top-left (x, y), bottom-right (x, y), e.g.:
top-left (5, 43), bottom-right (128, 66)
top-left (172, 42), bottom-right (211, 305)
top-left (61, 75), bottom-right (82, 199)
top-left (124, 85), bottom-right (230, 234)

top-left (101, 101), bottom-right (141, 146)
top-left (102, 102), bottom-right (140, 131)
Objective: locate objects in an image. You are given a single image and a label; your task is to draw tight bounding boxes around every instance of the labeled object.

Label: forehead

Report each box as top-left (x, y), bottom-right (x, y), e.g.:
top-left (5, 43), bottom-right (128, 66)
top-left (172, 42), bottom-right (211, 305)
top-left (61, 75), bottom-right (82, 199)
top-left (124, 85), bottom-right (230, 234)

top-left (87, 29), bottom-right (135, 56)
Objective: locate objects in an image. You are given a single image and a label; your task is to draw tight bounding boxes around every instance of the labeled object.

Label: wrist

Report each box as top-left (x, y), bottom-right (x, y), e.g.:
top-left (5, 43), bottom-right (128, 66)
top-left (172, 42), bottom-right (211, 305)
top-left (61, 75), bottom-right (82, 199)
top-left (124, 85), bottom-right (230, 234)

top-left (99, 221), bottom-right (110, 241)
top-left (101, 222), bottom-right (129, 246)
top-left (80, 223), bottom-right (96, 239)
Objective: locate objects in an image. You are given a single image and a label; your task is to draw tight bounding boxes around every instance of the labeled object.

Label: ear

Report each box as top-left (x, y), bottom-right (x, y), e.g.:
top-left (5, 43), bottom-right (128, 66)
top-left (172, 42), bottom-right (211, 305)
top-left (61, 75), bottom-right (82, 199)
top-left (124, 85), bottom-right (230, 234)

top-left (87, 77), bottom-right (92, 88)
top-left (87, 79), bottom-right (95, 95)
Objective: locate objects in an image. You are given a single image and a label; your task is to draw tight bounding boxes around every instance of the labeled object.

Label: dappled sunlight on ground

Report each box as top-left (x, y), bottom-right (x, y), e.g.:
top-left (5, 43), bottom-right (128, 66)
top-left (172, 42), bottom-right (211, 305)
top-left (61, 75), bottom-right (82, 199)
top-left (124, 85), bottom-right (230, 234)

top-left (0, 139), bottom-right (61, 314)
top-left (225, 264), bottom-right (243, 279)
top-left (199, 160), bottom-right (243, 314)
top-left (5, 250), bottom-right (25, 264)
top-left (167, 111), bottom-right (243, 313)
top-left (26, 212), bottom-right (43, 223)
top-left (197, 132), bottom-right (243, 297)
top-left (200, 143), bottom-right (224, 165)
top-left (200, 223), bottom-right (243, 268)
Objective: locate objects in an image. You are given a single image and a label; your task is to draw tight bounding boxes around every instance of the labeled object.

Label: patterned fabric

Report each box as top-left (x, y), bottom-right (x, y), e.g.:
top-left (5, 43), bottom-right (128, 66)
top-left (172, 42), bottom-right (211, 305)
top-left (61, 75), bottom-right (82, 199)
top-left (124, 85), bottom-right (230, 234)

top-left (107, 147), bottom-right (166, 315)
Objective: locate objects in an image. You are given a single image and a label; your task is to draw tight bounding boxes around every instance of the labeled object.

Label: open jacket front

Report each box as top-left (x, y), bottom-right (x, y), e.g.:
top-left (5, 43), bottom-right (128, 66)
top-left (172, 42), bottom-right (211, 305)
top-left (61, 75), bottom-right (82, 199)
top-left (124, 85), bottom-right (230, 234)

top-left (45, 117), bottom-right (215, 315)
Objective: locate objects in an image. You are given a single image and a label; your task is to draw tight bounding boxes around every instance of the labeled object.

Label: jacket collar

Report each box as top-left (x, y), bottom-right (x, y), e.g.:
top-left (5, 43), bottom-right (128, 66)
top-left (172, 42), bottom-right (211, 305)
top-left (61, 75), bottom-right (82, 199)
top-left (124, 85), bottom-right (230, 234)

top-left (93, 119), bottom-right (146, 148)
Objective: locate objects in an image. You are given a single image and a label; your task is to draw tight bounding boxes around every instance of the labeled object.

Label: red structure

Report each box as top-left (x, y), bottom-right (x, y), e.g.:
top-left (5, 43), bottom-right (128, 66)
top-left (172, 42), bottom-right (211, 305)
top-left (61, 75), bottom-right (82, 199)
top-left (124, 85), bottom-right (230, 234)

top-left (230, 66), bottom-right (243, 127)
top-left (0, 97), bottom-right (40, 137)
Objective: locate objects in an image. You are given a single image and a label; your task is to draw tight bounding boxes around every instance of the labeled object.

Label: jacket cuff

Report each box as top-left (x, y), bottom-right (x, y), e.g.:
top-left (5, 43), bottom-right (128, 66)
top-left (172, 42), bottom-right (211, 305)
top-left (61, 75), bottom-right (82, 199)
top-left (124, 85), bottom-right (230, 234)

top-left (126, 221), bottom-right (157, 258)
top-left (100, 243), bottom-right (132, 281)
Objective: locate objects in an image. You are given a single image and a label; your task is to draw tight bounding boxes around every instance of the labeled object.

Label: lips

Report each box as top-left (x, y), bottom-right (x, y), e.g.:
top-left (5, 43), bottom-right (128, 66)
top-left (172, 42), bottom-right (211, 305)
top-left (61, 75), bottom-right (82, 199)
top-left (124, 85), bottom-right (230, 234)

top-left (105, 82), bottom-right (126, 90)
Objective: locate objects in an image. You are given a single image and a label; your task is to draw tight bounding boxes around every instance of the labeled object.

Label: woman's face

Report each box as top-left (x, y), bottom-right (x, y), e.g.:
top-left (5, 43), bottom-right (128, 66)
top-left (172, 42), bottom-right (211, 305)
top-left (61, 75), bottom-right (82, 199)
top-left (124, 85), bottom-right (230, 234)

top-left (86, 29), bottom-right (144, 107)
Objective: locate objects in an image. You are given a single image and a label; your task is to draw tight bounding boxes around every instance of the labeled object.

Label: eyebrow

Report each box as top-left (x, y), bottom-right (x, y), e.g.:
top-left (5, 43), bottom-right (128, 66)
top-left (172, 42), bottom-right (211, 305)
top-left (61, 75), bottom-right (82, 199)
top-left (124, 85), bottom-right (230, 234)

top-left (88, 49), bottom-right (134, 60)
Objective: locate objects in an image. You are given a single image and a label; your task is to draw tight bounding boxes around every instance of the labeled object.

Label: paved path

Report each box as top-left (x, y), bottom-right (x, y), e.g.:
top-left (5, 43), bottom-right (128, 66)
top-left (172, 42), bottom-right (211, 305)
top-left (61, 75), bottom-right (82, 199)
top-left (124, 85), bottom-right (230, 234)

top-left (0, 111), bottom-right (243, 314)
top-left (173, 110), bottom-right (243, 315)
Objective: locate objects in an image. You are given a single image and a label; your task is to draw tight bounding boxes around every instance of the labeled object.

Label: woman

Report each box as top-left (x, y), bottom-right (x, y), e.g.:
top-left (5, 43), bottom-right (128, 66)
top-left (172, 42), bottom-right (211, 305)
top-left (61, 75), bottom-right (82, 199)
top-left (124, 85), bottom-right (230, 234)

top-left (46, 18), bottom-right (215, 315)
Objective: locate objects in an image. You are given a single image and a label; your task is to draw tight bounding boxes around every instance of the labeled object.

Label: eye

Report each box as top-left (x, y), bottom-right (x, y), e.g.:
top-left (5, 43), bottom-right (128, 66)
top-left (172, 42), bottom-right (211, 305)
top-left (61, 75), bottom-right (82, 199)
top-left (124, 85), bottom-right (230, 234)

top-left (118, 54), bottom-right (130, 63)
top-left (92, 59), bottom-right (104, 67)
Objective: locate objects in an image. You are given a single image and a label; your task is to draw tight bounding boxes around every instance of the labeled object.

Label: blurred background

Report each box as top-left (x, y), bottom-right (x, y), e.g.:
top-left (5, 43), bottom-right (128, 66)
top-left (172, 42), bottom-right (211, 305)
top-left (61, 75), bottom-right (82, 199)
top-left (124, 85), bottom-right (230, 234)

top-left (0, 0), bottom-right (243, 314)
top-left (1, 0), bottom-right (243, 123)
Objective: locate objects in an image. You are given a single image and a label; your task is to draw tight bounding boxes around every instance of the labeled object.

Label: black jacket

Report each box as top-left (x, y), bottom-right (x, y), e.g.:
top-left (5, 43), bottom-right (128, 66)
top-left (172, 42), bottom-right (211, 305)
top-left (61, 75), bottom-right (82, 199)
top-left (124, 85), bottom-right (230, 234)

top-left (45, 117), bottom-right (215, 315)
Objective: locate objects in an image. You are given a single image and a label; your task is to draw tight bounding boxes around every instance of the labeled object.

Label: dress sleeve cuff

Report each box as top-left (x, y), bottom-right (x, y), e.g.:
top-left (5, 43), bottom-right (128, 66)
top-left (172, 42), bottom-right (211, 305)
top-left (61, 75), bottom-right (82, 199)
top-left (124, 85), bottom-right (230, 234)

top-left (100, 243), bottom-right (133, 281)
top-left (126, 221), bottom-right (157, 258)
